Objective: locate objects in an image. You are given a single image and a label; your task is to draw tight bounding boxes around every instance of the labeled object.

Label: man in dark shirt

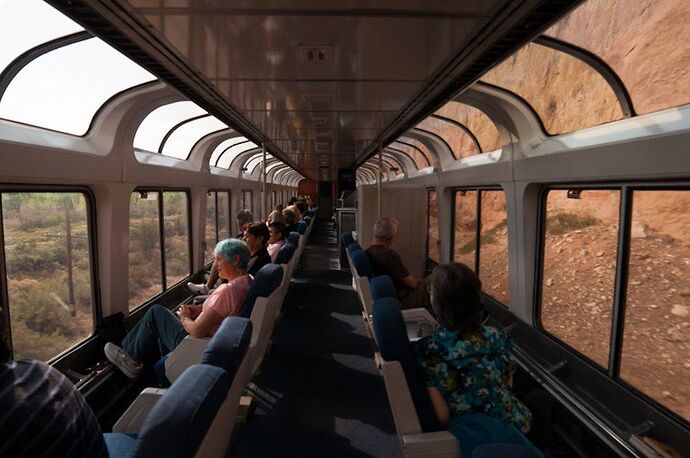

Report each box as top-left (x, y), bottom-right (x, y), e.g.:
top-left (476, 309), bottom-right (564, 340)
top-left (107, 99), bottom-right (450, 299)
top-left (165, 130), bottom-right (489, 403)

top-left (366, 217), bottom-right (430, 310)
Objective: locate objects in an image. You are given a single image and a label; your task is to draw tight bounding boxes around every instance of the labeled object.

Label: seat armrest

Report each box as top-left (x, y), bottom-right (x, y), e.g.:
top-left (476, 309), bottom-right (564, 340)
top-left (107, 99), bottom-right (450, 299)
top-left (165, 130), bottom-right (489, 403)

top-left (164, 335), bottom-right (210, 383)
top-left (401, 431), bottom-right (459, 458)
top-left (401, 308), bottom-right (437, 323)
top-left (112, 388), bottom-right (167, 434)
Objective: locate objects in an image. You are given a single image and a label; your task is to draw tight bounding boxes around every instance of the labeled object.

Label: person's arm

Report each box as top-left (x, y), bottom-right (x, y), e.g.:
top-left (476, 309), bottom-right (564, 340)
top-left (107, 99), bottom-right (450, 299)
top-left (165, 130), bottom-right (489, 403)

top-left (181, 305), bottom-right (223, 338)
top-left (426, 387), bottom-right (450, 426)
top-left (402, 274), bottom-right (421, 289)
top-left (178, 303), bottom-right (202, 320)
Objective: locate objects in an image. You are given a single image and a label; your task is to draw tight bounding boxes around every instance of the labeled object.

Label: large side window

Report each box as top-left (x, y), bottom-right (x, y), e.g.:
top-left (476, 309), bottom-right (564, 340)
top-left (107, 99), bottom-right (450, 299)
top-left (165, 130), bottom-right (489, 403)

top-left (426, 190), bottom-right (439, 266)
top-left (241, 190), bottom-right (253, 214)
top-left (1, 191), bottom-right (95, 361)
top-left (205, 190), bottom-right (231, 262)
top-left (453, 188), bottom-right (510, 306)
top-left (128, 190), bottom-right (190, 310)
top-left (540, 189), bottom-right (619, 368)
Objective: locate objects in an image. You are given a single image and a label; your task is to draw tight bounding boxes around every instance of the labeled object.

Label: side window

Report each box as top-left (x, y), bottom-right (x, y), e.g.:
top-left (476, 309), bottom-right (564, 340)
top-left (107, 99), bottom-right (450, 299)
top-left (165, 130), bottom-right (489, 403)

top-left (620, 190), bottom-right (689, 421)
top-left (128, 190), bottom-right (190, 310)
top-left (1, 191), bottom-right (95, 361)
top-left (453, 190), bottom-right (477, 270)
top-left (217, 191), bottom-right (230, 240)
top-left (479, 190), bottom-right (509, 305)
top-left (204, 191), bottom-right (217, 263)
top-left (540, 189), bottom-right (620, 368)
top-left (241, 190), bottom-right (253, 214)
top-left (426, 190), bottom-right (439, 265)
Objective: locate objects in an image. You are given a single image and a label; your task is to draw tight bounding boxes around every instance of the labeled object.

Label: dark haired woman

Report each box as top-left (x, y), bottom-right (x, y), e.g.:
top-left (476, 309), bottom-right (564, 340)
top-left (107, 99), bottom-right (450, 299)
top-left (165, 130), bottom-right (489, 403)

top-left (243, 221), bottom-right (271, 276)
top-left (412, 263), bottom-right (542, 457)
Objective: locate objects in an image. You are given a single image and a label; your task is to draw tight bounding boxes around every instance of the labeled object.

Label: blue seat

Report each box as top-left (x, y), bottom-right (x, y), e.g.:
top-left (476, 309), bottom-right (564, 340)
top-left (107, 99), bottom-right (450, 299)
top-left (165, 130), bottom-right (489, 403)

top-left (372, 297), bottom-right (440, 433)
top-left (347, 242), bottom-right (362, 254)
top-left (201, 317), bottom-right (252, 378)
top-left (297, 221), bottom-right (307, 234)
top-left (106, 364), bottom-right (229, 458)
top-left (370, 275), bottom-right (397, 300)
top-left (287, 231), bottom-right (299, 244)
top-left (304, 216), bottom-right (311, 224)
top-left (240, 263), bottom-right (283, 318)
top-left (341, 231), bottom-right (355, 247)
top-left (351, 249), bottom-right (374, 280)
top-left (275, 241), bottom-right (295, 265)
top-left (471, 442), bottom-right (538, 458)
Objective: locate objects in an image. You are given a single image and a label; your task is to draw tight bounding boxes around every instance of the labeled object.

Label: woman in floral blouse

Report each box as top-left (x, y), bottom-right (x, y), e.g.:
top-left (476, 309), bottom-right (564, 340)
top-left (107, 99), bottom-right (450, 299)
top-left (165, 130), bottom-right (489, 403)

top-left (412, 263), bottom-right (543, 457)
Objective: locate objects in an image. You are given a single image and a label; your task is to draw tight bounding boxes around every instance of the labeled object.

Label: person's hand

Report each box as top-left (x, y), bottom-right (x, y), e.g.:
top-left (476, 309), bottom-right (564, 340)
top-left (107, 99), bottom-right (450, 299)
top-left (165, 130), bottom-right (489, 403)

top-left (177, 304), bottom-right (191, 319)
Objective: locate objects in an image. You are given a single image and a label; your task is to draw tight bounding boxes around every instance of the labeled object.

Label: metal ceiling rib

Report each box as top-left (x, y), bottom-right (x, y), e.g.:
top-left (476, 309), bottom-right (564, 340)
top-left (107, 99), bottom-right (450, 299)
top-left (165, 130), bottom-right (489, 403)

top-left (354, 0), bottom-right (584, 167)
top-left (45, 0), bottom-right (307, 178)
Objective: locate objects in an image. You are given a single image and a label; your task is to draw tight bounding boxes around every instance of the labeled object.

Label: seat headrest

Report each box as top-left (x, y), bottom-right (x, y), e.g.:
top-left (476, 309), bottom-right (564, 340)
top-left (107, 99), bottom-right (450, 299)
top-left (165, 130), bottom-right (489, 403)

top-left (287, 232), bottom-right (299, 244)
top-left (297, 221), bottom-right (307, 234)
top-left (347, 242), bottom-right (362, 254)
top-left (370, 275), bottom-right (397, 300)
top-left (304, 216), bottom-right (311, 223)
top-left (341, 231), bottom-right (355, 247)
top-left (202, 317), bottom-right (252, 379)
top-left (351, 249), bottom-right (374, 279)
top-left (240, 263), bottom-right (283, 318)
top-left (275, 242), bottom-right (295, 265)
top-left (135, 365), bottom-right (229, 458)
top-left (372, 298), bottom-right (441, 433)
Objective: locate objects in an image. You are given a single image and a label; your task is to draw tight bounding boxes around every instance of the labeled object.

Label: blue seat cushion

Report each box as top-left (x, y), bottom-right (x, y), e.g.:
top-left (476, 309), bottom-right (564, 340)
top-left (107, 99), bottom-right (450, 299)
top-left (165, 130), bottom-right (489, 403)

top-left (134, 365), bottom-right (228, 458)
top-left (104, 433), bottom-right (137, 458)
top-left (202, 317), bottom-right (252, 380)
top-left (341, 231), bottom-right (355, 248)
top-left (240, 263), bottom-right (283, 318)
top-left (154, 355), bottom-right (171, 388)
top-left (297, 221), bottom-right (307, 234)
top-left (351, 249), bottom-right (374, 279)
top-left (275, 241), bottom-right (295, 265)
top-left (370, 275), bottom-right (397, 300)
top-left (372, 297), bottom-right (440, 433)
top-left (347, 242), bottom-right (362, 254)
top-left (287, 232), bottom-right (299, 244)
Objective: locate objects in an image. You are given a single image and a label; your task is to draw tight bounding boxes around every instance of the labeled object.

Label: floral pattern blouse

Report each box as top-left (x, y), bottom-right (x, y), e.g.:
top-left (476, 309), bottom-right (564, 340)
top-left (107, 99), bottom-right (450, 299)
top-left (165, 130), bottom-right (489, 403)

top-left (412, 324), bottom-right (532, 433)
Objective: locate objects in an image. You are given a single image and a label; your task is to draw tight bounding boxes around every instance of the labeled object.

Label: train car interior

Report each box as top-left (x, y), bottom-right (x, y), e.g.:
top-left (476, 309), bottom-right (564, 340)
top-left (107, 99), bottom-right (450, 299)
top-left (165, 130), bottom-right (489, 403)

top-left (0, 0), bottom-right (688, 457)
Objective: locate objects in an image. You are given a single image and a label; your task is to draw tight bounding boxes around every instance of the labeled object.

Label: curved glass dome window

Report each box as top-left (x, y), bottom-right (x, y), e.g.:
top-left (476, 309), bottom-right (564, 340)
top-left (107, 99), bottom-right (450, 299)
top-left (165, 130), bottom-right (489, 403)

top-left (216, 142), bottom-right (259, 169)
top-left (391, 139), bottom-right (433, 169)
top-left (134, 101), bottom-right (207, 154)
top-left (244, 153), bottom-right (275, 175)
top-left (435, 102), bottom-right (501, 153)
top-left (0, 0), bottom-right (83, 74)
top-left (481, 42), bottom-right (624, 135)
top-left (209, 136), bottom-right (249, 166)
top-left (160, 116), bottom-right (227, 159)
top-left (545, 0), bottom-right (690, 116)
top-left (415, 116), bottom-right (481, 160)
top-left (0, 38), bottom-right (155, 136)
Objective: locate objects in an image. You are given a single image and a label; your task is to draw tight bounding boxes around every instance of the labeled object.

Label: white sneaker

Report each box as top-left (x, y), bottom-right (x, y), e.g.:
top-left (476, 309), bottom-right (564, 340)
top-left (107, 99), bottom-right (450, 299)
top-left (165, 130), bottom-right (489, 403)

top-left (186, 282), bottom-right (209, 295)
top-left (104, 342), bottom-right (143, 379)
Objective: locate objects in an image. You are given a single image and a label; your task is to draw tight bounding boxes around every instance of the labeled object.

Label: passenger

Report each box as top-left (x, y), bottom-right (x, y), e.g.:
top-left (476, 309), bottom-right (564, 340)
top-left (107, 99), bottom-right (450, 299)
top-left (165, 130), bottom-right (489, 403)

top-left (275, 203), bottom-right (284, 212)
top-left (295, 199), bottom-right (308, 217)
top-left (105, 239), bottom-right (252, 379)
top-left (267, 221), bottom-right (287, 262)
top-left (267, 209), bottom-right (286, 226)
top-left (412, 263), bottom-right (542, 458)
top-left (366, 217), bottom-right (430, 310)
top-left (243, 221), bottom-right (271, 276)
top-left (188, 209), bottom-right (254, 294)
top-left (283, 206), bottom-right (298, 234)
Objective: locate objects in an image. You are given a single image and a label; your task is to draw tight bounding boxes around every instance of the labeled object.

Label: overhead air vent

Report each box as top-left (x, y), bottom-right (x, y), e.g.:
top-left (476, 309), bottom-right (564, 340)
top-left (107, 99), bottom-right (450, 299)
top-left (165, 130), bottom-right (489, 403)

top-left (299, 43), bottom-right (332, 63)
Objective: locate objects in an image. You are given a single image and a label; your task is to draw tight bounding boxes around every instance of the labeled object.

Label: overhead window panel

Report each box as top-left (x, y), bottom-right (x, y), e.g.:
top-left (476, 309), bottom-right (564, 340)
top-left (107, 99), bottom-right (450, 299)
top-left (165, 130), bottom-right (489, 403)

top-left (0, 0), bottom-right (83, 74)
top-left (209, 136), bottom-right (248, 166)
top-left (416, 117), bottom-right (481, 160)
top-left (160, 116), bottom-right (227, 159)
top-left (545, 0), bottom-right (690, 115)
top-left (435, 102), bottom-right (501, 152)
top-left (0, 38), bottom-right (155, 136)
top-left (245, 154), bottom-right (274, 174)
top-left (388, 143), bottom-right (428, 170)
top-left (134, 101), bottom-right (207, 154)
top-left (481, 42), bottom-right (624, 135)
top-left (216, 142), bottom-right (258, 169)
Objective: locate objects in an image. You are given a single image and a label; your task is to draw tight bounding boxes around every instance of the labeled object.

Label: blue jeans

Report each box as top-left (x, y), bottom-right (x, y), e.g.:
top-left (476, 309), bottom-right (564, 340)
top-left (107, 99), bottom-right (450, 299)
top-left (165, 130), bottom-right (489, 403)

top-left (122, 304), bottom-right (188, 362)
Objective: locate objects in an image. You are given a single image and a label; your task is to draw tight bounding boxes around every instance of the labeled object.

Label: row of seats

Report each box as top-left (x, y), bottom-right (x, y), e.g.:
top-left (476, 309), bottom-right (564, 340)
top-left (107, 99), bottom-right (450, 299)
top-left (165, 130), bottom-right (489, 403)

top-left (109, 211), bottom-right (318, 457)
top-left (341, 231), bottom-right (458, 457)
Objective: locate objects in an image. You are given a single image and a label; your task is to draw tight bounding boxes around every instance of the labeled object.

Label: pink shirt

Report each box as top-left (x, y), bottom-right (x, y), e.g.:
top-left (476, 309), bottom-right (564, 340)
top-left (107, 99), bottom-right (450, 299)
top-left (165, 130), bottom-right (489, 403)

top-left (267, 239), bottom-right (285, 262)
top-left (204, 274), bottom-right (252, 334)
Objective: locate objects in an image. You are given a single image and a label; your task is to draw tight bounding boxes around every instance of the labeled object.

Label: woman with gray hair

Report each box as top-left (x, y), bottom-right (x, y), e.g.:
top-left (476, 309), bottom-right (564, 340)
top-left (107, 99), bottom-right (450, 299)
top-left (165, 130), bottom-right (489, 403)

top-left (105, 238), bottom-right (252, 379)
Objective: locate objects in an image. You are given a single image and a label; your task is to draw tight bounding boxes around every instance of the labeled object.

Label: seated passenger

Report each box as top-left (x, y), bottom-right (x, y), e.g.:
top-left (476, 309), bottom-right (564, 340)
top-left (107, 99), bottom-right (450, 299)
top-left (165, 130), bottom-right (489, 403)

top-left (105, 239), bottom-right (252, 379)
top-left (267, 221), bottom-right (287, 262)
top-left (267, 209), bottom-right (286, 226)
top-left (412, 263), bottom-right (542, 457)
top-left (295, 199), bottom-right (308, 217)
top-left (188, 209), bottom-right (254, 295)
top-left (282, 207), bottom-right (298, 234)
top-left (366, 217), bottom-right (430, 310)
top-left (243, 221), bottom-right (272, 276)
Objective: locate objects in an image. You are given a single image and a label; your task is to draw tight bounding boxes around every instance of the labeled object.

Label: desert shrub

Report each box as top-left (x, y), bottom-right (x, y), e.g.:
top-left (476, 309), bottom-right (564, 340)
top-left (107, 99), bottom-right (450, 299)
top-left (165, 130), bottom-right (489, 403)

top-left (546, 212), bottom-right (598, 235)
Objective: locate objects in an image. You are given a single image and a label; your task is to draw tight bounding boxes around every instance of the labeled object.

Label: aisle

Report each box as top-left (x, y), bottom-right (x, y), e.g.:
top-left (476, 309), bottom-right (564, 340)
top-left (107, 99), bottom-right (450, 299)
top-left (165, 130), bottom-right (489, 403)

top-left (233, 221), bottom-right (401, 457)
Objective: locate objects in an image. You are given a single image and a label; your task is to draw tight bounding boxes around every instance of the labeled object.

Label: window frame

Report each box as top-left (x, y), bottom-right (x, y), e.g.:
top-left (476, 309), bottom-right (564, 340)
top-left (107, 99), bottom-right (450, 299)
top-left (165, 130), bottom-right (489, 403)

top-left (534, 181), bottom-right (690, 426)
top-left (206, 189), bottom-right (231, 264)
top-left (0, 185), bottom-right (101, 362)
top-left (451, 186), bottom-right (509, 307)
top-left (241, 190), bottom-right (253, 214)
top-left (129, 187), bottom-right (193, 311)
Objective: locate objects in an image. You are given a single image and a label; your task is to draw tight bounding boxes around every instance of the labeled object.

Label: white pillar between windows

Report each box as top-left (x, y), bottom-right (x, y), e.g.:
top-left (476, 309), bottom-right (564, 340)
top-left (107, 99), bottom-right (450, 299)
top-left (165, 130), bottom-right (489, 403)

top-left (377, 143), bottom-right (383, 219)
top-left (261, 143), bottom-right (267, 219)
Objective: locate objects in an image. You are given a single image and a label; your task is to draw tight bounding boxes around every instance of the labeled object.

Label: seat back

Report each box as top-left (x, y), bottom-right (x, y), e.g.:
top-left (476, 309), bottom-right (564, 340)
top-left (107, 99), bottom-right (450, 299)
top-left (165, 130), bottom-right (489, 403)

top-left (135, 365), bottom-right (228, 458)
top-left (341, 231), bottom-right (355, 248)
top-left (351, 249), bottom-right (374, 279)
top-left (287, 231), bottom-right (299, 244)
top-left (296, 220), bottom-right (307, 234)
top-left (371, 275), bottom-right (397, 300)
top-left (372, 297), bottom-right (440, 434)
top-left (240, 263), bottom-right (284, 318)
top-left (201, 317), bottom-right (252, 378)
top-left (246, 264), bottom-right (284, 373)
top-left (275, 240), bottom-right (295, 265)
